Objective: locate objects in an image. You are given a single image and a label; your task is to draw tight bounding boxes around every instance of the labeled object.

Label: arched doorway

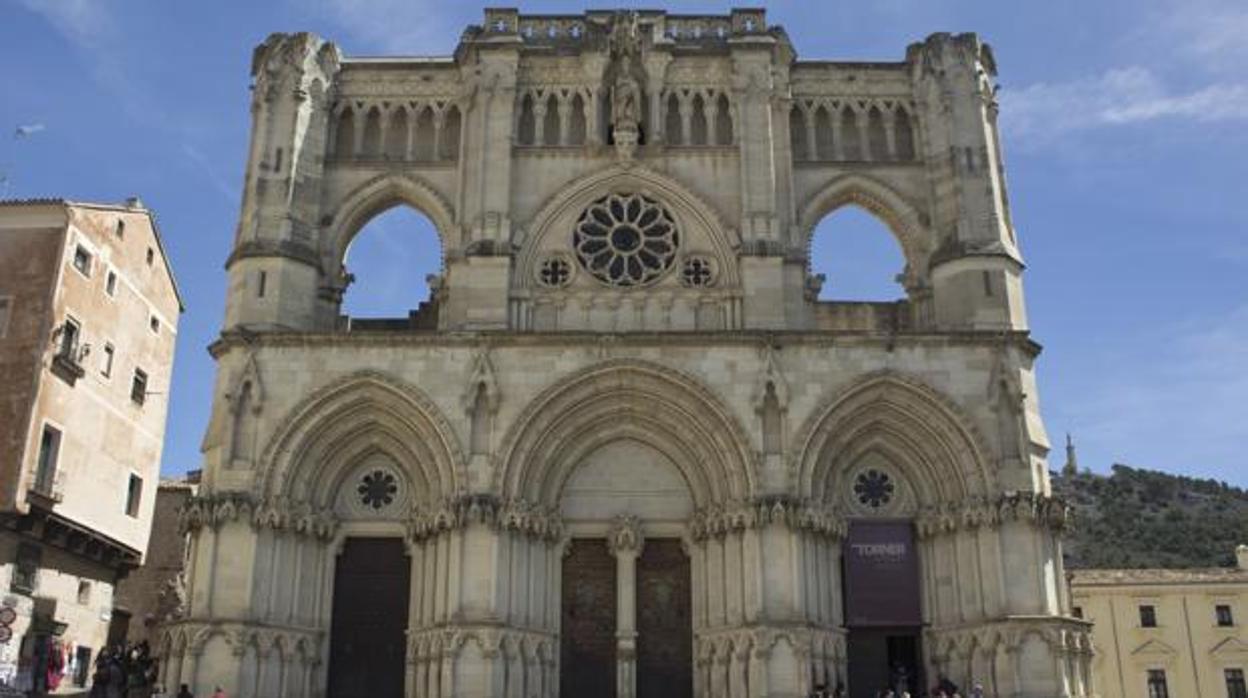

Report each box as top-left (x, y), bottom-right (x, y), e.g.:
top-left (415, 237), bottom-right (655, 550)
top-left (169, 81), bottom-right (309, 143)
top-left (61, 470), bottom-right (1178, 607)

top-left (559, 439), bottom-right (695, 698)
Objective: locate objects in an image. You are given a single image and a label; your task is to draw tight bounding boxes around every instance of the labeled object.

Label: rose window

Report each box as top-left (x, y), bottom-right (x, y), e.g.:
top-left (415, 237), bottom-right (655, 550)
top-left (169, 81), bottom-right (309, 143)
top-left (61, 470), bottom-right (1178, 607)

top-left (358, 470), bottom-right (398, 510)
top-left (573, 192), bottom-right (679, 287)
top-left (853, 469), bottom-right (894, 508)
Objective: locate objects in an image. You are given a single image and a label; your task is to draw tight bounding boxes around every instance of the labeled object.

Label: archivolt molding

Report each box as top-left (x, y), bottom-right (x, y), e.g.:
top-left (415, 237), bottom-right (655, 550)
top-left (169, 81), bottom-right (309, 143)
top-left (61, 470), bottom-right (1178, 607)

top-left (494, 359), bottom-right (756, 508)
top-left (514, 163), bottom-right (742, 290)
top-left (323, 171), bottom-right (458, 266)
top-left (791, 371), bottom-right (994, 506)
top-left (797, 172), bottom-right (932, 286)
top-left (257, 370), bottom-right (466, 506)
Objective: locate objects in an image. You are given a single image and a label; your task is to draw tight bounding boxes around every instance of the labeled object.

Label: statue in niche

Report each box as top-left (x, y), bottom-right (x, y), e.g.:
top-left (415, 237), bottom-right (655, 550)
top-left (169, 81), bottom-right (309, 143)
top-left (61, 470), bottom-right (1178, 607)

top-left (612, 74), bottom-right (642, 128)
top-left (606, 11), bottom-right (645, 157)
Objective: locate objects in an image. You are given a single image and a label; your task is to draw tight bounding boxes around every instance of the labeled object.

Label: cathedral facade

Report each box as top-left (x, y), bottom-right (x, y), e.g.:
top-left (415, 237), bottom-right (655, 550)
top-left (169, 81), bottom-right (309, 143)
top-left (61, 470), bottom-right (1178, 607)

top-left (164, 10), bottom-right (1092, 698)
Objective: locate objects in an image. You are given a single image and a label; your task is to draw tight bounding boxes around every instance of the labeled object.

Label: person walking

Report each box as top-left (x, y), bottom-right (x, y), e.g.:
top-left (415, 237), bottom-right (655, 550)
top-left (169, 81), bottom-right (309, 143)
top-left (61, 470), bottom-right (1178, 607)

top-left (176, 684), bottom-right (194, 698)
top-left (211, 686), bottom-right (227, 698)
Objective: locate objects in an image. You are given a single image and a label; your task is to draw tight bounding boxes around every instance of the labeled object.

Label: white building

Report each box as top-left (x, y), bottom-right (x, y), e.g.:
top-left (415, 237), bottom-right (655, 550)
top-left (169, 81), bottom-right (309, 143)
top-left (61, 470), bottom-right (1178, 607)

top-left (0, 199), bottom-right (182, 693)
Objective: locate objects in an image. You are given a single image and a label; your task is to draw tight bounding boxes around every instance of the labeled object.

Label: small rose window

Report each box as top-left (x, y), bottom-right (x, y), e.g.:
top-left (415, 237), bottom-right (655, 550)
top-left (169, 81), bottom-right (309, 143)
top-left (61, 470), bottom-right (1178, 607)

top-left (573, 192), bottom-right (679, 287)
top-left (538, 256), bottom-right (572, 288)
top-left (853, 469), bottom-right (894, 508)
top-left (358, 470), bottom-right (398, 510)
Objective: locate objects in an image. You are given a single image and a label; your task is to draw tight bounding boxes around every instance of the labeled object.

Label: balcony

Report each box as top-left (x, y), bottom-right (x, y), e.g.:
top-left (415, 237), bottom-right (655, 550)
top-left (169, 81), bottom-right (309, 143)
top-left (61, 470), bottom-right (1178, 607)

top-left (28, 469), bottom-right (65, 507)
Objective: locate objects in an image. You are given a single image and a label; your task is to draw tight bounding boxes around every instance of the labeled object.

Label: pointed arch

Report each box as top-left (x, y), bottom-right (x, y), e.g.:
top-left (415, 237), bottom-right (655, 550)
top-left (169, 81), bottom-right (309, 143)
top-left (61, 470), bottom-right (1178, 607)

top-left (384, 107), bottom-right (409, 160)
top-left (690, 93), bottom-right (709, 145)
top-left (360, 106), bottom-right (382, 158)
top-left (542, 94), bottom-right (561, 146)
top-left (568, 93), bottom-right (587, 146)
top-left (413, 106), bottom-right (436, 160)
top-left (789, 105), bottom-right (808, 161)
top-left (495, 360), bottom-right (757, 508)
top-left (799, 172), bottom-right (932, 280)
top-left (440, 105), bottom-right (462, 160)
top-left (325, 171), bottom-right (457, 267)
top-left (516, 163), bottom-right (741, 289)
top-left (259, 370), bottom-right (465, 506)
top-left (332, 107), bottom-right (355, 158)
top-left (791, 371), bottom-right (993, 505)
top-left (517, 93), bottom-right (537, 145)
top-left (715, 93), bottom-right (733, 145)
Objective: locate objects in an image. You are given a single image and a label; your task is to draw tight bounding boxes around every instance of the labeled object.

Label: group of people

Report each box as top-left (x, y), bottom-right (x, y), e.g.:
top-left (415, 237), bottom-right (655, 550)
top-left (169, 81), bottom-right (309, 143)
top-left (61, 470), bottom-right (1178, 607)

top-left (88, 641), bottom-right (157, 698)
top-left (808, 674), bottom-right (988, 698)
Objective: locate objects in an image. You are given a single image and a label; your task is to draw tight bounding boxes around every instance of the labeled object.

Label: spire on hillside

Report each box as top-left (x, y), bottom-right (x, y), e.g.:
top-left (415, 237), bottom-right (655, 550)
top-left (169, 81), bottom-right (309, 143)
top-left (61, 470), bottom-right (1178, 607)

top-left (1062, 432), bottom-right (1079, 477)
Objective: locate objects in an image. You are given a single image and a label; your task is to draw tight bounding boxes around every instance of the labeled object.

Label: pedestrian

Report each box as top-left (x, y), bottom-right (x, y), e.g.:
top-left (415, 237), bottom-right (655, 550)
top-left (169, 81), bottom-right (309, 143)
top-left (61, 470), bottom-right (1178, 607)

top-left (177, 684), bottom-right (194, 698)
top-left (212, 686), bottom-right (227, 698)
top-left (970, 682), bottom-right (985, 698)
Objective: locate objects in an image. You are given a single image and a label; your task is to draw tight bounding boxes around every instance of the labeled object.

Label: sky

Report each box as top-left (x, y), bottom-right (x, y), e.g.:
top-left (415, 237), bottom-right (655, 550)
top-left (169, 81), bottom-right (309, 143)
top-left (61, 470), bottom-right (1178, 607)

top-left (2, 0), bottom-right (1246, 486)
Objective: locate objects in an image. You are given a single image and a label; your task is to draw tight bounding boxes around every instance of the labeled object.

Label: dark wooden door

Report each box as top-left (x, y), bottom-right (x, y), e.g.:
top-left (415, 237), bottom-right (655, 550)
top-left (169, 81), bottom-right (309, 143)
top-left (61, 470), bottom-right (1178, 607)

top-left (561, 538), bottom-right (617, 698)
top-left (637, 539), bottom-right (692, 698)
top-left (327, 537), bottom-right (410, 698)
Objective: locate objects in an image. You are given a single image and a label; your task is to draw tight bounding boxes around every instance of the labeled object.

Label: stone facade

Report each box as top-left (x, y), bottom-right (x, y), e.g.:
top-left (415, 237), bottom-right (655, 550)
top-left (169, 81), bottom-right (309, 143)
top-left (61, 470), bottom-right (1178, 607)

top-left (114, 474), bottom-right (199, 647)
top-left (0, 199), bottom-right (182, 691)
top-left (1070, 546), bottom-right (1248, 698)
top-left (169, 10), bottom-right (1091, 697)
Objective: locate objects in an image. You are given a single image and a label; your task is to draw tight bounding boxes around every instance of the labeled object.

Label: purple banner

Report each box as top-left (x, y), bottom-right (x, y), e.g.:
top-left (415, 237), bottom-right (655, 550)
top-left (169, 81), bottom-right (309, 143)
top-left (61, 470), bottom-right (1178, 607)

top-left (844, 521), bottom-right (921, 627)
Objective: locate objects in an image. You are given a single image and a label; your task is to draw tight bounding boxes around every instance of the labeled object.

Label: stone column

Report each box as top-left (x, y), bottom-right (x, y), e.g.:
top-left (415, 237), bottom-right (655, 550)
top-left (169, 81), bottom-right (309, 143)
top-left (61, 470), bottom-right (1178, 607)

top-left (607, 516), bottom-right (644, 698)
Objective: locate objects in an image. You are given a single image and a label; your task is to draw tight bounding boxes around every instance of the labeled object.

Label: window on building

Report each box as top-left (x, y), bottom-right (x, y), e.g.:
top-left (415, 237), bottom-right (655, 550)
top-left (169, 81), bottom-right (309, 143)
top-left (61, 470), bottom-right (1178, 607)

top-left (105, 270), bottom-right (118, 297)
top-left (1140, 604), bottom-right (1158, 628)
top-left (72, 245), bottom-right (92, 277)
top-left (77, 580), bottom-right (91, 605)
top-left (1227, 669), bottom-right (1247, 698)
top-left (1147, 669), bottom-right (1169, 698)
top-left (149, 315), bottom-right (159, 334)
top-left (0, 296), bottom-right (11, 339)
top-left (1072, 606), bottom-right (1083, 619)
top-left (1217, 604), bottom-right (1235, 627)
top-left (145, 247), bottom-right (154, 266)
top-left (101, 342), bottom-right (114, 378)
top-left (115, 220), bottom-right (125, 239)
top-left (11, 543), bottom-right (40, 594)
top-left (257, 270), bottom-right (267, 298)
top-left (125, 474), bottom-right (142, 517)
top-left (59, 316), bottom-right (81, 360)
top-left (34, 424), bottom-right (61, 494)
top-left (131, 368), bottom-right (148, 405)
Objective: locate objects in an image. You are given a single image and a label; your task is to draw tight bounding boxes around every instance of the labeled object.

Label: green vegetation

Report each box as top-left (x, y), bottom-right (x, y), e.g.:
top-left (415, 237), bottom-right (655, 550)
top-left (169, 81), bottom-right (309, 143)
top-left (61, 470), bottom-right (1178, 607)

top-left (1053, 464), bottom-right (1248, 569)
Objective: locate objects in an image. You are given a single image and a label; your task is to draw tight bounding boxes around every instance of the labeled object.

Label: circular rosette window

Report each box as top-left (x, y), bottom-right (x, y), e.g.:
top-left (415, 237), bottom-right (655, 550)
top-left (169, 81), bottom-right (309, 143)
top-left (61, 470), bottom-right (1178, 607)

top-left (573, 192), bottom-right (679, 287)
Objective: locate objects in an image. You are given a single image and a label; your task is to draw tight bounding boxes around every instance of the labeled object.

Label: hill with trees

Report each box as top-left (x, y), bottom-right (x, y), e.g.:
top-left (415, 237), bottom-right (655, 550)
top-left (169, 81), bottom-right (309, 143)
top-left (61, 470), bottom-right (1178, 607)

top-left (1052, 464), bottom-right (1248, 569)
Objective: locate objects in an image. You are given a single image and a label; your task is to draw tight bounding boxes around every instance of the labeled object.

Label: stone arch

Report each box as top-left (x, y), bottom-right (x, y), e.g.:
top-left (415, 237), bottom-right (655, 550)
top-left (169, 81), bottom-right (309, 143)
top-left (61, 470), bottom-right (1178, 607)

top-left (798, 173), bottom-right (932, 285)
top-left (515, 163), bottom-right (741, 290)
top-left (495, 359), bottom-right (756, 508)
top-left (259, 370), bottom-right (465, 506)
top-left (792, 371), bottom-right (993, 506)
top-left (323, 172), bottom-right (458, 271)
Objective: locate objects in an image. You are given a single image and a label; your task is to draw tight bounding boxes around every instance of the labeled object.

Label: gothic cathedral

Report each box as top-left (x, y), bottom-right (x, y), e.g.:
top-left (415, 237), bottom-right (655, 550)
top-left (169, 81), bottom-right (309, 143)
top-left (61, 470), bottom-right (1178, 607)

top-left (165, 10), bottom-right (1093, 698)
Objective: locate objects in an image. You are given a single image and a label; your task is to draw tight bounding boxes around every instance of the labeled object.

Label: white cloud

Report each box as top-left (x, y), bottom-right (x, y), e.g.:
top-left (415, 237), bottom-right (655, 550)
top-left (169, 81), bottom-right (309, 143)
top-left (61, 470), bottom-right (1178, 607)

top-left (1160, 0), bottom-right (1248, 70)
top-left (16, 0), bottom-right (112, 48)
top-left (1001, 67), bottom-right (1248, 144)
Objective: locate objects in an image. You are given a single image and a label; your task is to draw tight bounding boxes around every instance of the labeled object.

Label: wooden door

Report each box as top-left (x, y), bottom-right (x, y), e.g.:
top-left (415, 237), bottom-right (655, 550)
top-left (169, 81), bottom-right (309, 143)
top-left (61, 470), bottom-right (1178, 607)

top-left (637, 539), bottom-right (692, 698)
top-left (561, 538), bottom-right (618, 698)
top-left (327, 537), bottom-right (410, 698)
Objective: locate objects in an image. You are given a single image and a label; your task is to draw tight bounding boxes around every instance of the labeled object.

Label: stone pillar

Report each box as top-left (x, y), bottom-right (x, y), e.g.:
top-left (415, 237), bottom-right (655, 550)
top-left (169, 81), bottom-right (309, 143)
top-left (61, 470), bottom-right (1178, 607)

top-left (607, 516), bottom-right (643, 698)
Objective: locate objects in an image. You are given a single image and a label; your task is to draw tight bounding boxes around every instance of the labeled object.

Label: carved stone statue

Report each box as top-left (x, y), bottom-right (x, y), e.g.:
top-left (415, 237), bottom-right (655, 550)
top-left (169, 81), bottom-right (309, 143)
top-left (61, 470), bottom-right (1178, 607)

top-left (612, 74), bottom-right (642, 128)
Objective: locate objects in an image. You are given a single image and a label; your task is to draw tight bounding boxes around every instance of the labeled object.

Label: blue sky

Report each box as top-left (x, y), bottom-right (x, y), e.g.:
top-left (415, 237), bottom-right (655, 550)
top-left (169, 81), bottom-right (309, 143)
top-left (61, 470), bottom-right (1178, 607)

top-left (3, 0), bottom-right (1245, 486)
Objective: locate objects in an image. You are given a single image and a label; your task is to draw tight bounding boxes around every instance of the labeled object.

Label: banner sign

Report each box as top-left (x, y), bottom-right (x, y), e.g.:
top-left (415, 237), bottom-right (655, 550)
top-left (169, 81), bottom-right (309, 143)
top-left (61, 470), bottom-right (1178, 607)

top-left (844, 521), bottom-right (921, 627)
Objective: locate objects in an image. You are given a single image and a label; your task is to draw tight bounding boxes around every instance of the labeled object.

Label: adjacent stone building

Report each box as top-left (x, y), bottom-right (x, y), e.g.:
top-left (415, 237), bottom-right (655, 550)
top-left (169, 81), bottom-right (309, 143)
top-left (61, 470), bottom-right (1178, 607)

top-left (114, 472), bottom-right (199, 647)
top-left (1071, 546), bottom-right (1248, 698)
top-left (0, 199), bottom-right (182, 692)
top-left (167, 9), bottom-right (1091, 698)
